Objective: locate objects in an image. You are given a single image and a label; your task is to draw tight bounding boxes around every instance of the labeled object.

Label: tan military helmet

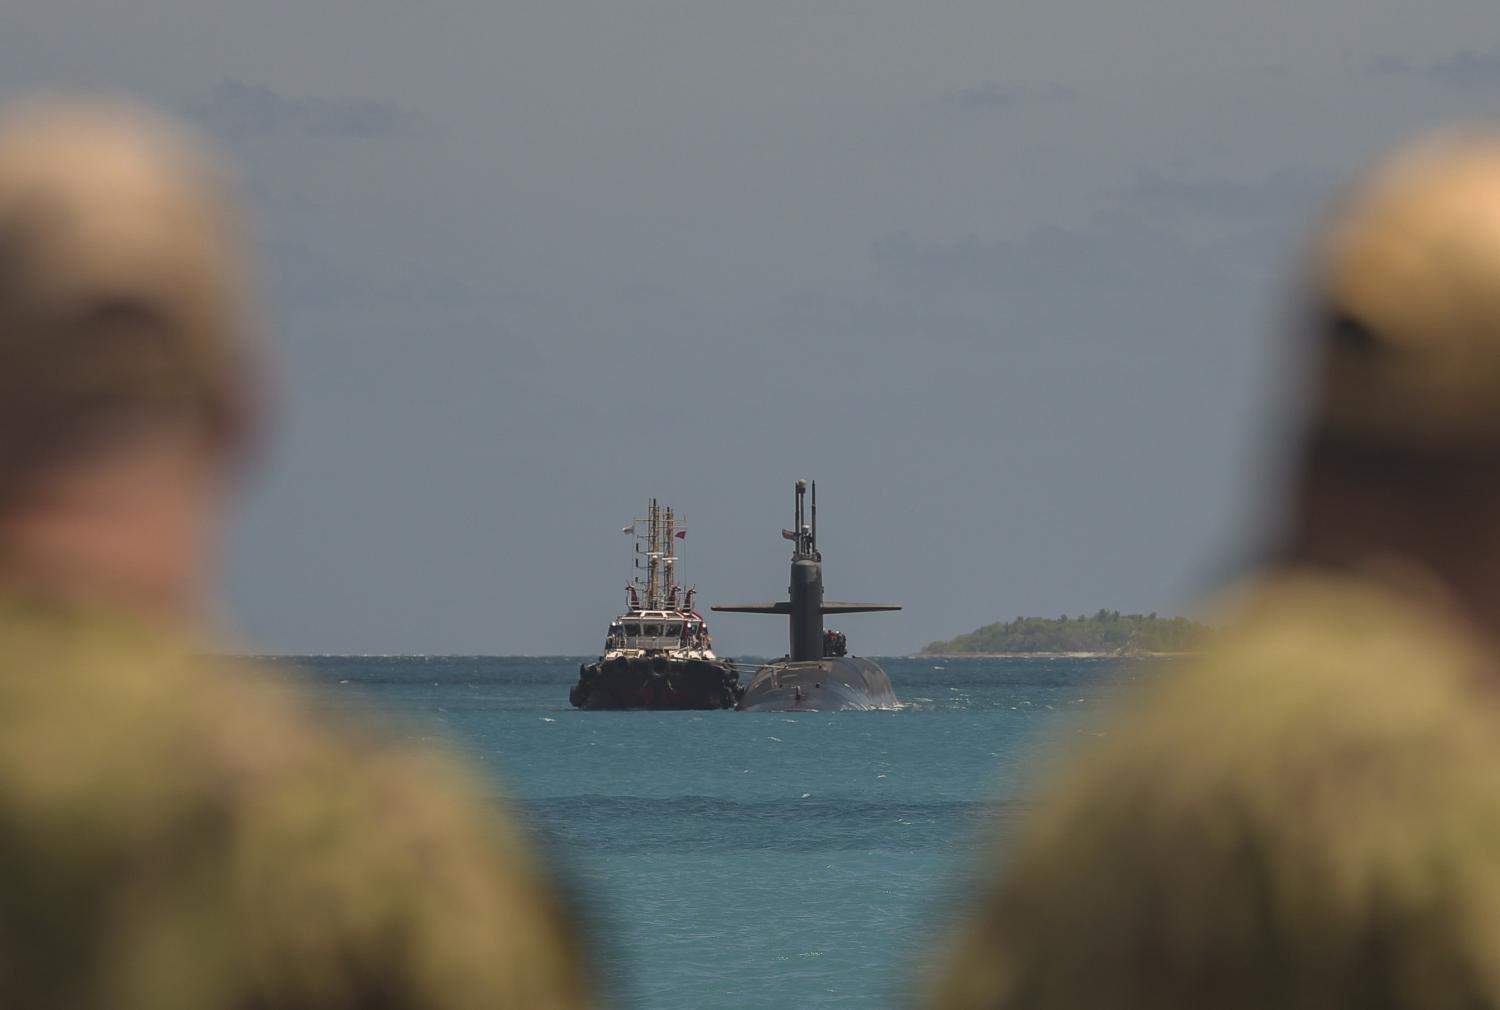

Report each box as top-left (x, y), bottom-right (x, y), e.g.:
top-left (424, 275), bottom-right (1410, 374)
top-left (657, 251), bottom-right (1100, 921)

top-left (0, 97), bottom-right (251, 461)
top-left (1312, 131), bottom-right (1500, 450)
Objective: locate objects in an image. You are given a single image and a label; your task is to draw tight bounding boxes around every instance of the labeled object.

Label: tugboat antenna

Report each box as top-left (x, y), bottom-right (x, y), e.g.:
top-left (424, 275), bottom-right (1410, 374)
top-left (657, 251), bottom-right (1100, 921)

top-left (662, 504), bottom-right (677, 606)
top-left (645, 499), bottom-right (660, 610)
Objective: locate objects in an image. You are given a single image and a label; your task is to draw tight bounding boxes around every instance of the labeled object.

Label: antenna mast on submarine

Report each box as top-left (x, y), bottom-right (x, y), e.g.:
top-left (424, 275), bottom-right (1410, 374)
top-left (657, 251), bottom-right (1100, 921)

top-left (793, 479), bottom-right (821, 562)
top-left (811, 480), bottom-right (817, 556)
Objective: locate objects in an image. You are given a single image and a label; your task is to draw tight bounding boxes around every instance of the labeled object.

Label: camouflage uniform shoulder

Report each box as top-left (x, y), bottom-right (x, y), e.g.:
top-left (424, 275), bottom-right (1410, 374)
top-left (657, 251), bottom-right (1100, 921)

top-left (1122, 567), bottom-right (1493, 774)
top-left (0, 603), bottom-right (589, 1010)
top-left (933, 569), bottom-right (1500, 1010)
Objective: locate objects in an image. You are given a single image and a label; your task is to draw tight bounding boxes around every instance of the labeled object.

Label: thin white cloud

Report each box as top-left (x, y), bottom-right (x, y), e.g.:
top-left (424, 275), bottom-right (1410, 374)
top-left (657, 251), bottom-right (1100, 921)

top-left (936, 82), bottom-right (1078, 112)
top-left (1366, 50), bottom-right (1500, 89)
top-left (189, 80), bottom-right (420, 141)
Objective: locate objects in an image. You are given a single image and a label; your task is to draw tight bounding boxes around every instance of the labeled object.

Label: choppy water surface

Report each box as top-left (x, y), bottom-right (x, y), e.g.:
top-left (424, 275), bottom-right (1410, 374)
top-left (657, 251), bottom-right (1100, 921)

top-left (271, 655), bottom-right (1147, 1010)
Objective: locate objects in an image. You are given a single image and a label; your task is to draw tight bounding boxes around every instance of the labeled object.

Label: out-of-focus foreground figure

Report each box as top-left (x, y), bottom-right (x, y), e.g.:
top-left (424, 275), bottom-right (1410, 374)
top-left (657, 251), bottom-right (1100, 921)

top-left (0, 98), bottom-right (589, 1010)
top-left (931, 135), bottom-right (1500, 1010)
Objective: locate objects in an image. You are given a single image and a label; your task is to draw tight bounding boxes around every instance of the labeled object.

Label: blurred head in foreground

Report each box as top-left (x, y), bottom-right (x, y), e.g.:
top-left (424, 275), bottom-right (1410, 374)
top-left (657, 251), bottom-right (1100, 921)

top-left (0, 97), bottom-right (252, 621)
top-left (0, 98), bottom-right (589, 1010)
top-left (1287, 132), bottom-right (1500, 645)
top-left (930, 133), bottom-right (1500, 1010)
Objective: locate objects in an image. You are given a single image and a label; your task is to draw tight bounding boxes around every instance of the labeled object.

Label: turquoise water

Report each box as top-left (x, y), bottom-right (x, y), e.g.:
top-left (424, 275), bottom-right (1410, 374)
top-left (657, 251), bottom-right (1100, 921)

top-left (274, 655), bottom-right (1141, 1010)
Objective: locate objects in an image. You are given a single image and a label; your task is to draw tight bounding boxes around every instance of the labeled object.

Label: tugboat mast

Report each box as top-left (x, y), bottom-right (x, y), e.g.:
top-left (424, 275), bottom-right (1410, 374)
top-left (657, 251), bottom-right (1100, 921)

top-left (632, 499), bottom-right (682, 611)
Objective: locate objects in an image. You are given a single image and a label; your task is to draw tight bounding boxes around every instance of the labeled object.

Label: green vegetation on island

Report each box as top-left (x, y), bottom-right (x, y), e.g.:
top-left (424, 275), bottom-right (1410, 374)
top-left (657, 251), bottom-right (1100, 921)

top-left (921, 610), bottom-right (1210, 655)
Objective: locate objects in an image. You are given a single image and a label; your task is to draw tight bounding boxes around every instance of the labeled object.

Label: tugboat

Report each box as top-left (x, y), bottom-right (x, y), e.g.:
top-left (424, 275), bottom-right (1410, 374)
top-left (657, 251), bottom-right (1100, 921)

top-left (714, 480), bottom-right (901, 711)
top-left (570, 500), bottom-right (742, 710)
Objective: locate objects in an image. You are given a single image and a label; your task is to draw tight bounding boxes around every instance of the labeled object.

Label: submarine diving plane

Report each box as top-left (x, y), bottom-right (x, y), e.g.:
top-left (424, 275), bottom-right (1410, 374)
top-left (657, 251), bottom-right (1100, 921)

top-left (713, 480), bottom-right (900, 711)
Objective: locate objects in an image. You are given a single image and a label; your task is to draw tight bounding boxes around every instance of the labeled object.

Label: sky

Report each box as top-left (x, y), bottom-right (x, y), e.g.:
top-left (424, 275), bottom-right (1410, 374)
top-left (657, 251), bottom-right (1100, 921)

top-left (2, 1), bottom-right (1498, 655)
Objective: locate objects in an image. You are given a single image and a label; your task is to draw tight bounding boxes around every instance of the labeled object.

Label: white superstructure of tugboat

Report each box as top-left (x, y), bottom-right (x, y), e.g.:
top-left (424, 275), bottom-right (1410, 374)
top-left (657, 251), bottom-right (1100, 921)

top-left (570, 500), bottom-right (742, 710)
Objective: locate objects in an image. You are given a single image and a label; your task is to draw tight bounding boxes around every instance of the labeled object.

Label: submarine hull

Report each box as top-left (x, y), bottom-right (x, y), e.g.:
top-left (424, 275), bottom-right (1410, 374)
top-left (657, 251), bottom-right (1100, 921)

top-left (736, 656), bottom-right (897, 712)
top-left (570, 656), bottom-right (742, 710)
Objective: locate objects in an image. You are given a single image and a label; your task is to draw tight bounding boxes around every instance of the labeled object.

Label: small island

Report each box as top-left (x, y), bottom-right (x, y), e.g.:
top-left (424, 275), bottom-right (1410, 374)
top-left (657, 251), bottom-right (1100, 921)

top-left (920, 610), bottom-right (1209, 657)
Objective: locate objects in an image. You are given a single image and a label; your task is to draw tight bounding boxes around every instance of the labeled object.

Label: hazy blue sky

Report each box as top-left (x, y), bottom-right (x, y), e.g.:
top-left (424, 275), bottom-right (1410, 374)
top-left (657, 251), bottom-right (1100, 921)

top-left (4, 1), bottom-right (1498, 654)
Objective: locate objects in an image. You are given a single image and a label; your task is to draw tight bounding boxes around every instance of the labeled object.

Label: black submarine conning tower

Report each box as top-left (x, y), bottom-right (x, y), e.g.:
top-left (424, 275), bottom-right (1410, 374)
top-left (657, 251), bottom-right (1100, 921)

top-left (712, 480), bottom-right (900, 661)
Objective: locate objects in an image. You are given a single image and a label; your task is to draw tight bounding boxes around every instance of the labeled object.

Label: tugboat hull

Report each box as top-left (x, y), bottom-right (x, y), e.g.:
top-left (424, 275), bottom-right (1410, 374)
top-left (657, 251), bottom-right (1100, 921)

top-left (736, 656), bottom-right (896, 712)
top-left (570, 656), bottom-right (742, 710)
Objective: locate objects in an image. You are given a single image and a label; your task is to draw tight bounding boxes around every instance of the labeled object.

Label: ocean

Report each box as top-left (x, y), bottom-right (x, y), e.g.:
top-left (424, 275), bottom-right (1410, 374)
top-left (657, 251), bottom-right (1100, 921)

top-left (269, 655), bottom-right (1145, 1010)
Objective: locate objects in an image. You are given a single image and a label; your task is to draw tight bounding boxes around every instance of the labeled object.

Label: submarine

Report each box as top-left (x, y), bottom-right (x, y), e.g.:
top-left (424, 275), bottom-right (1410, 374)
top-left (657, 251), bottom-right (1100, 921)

top-left (713, 480), bottom-right (900, 711)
